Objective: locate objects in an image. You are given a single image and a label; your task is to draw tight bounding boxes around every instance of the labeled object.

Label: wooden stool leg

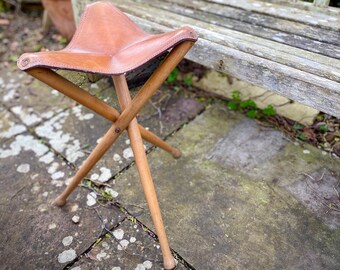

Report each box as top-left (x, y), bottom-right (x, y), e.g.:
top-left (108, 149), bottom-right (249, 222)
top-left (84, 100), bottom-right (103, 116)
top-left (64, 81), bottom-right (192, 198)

top-left (53, 124), bottom-right (121, 206)
top-left (35, 41), bottom-right (193, 209)
top-left (113, 75), bottom-right (176, 270)
top-left (140, 125), bottom-right (181, 158)
top-left (27, 68), bottom-right (181, 158)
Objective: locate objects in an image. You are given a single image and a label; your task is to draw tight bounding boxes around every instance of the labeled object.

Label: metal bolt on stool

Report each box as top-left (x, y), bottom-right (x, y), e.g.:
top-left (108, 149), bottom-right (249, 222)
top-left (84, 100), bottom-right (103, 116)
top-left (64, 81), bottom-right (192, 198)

top-left (17, 2), bottom-right (197, 269)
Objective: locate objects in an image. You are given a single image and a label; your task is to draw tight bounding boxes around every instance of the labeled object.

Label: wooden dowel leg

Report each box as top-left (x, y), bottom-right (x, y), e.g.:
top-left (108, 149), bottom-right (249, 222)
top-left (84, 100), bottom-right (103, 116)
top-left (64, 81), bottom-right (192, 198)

top-left (27, 68), bottom-right (181, 158)
top-left (53, 124), bottom-right (121, 206)
top-left (130, 120), bottom-right (176, 270)
top-left (116, 41), bottom-right (194, 131)
top-left (140, 126), bottom-right (181, 158)
top-left (36, 41), bottom-right (192, 210)
top-left (113, 75), bottom-right (176, 270)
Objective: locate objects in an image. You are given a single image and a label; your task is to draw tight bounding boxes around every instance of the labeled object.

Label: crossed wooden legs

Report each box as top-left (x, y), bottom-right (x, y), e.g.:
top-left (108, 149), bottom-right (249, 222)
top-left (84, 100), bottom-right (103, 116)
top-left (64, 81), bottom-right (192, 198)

top-left (27, 41), bottom-right (194, 270)
top-left (113, 74), bottom-right (175, 269)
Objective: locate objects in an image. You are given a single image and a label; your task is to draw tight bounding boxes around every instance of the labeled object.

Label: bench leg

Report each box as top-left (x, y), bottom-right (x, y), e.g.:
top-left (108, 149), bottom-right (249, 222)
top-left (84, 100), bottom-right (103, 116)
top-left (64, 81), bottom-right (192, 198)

top-left (113, 74), bottom-right (176, 270)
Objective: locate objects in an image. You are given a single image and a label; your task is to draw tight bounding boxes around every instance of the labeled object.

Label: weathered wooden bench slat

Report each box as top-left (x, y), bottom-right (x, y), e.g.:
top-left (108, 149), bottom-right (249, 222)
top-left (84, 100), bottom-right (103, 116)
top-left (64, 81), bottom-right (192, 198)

top-left (72, 0), bottom-right (340, 117)
top-left (208, 0), bottom-right (340, 31)
top-left (260, 0), bottom-right (339, 14)
top-left (114, 0), bottom-right (340, 83)
top-left (149, 0), bottom-right (339, 58)
top-left (128, 14), bottom-right (340, 117)
top-left (160, 0), bottom-right (340, 47)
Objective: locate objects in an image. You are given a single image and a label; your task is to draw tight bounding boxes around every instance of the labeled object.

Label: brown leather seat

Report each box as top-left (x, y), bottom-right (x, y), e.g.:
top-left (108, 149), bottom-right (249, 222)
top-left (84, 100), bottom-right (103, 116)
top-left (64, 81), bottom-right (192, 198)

top-left (17, 1), bottom-right (197, 75)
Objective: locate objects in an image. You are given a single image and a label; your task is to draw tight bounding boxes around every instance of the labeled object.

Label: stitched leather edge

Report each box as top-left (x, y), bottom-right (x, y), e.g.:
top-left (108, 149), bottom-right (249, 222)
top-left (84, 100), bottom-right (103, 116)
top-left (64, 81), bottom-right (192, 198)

top-left (18, 33), bottom-right (197, 74)
top-left (17, 1), bottom-right (198, 74)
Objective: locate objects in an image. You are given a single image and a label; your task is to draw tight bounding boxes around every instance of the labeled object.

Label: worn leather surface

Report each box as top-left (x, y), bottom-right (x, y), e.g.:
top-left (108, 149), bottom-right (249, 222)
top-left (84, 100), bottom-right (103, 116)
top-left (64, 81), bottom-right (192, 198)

top-left (17, 1), bottom-right (197, 75)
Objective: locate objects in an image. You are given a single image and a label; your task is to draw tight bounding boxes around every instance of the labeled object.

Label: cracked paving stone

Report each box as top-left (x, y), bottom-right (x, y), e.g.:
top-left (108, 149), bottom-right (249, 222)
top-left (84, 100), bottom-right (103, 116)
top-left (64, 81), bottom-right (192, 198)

top-left (206, 117), bottom-right (288, 180)
top-left (71, 219), bottom-right (187, 270)
top-left (0, 133), bottom-right (125, 269)
top-left (111, 104), bottom-right (340, 270)
top-left (286, 168), bottom-right (340, 230)
top-left (33, 86), bottom-right (204, 182)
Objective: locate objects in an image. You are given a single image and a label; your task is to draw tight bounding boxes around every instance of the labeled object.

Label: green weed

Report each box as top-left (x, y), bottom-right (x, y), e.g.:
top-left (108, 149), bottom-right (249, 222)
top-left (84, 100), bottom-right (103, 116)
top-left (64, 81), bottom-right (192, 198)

top-left (166, 67), bottom-right (179, 83)
top-left (0, 1), bottom-right (10, 13)
top-left (226, 90), bottom-right (276, 120)
top-left (318, 124), bottom-right (328, 133)
top-left (293, 123), bottom-right (304, 130)
top-left (262, 105), bottom-right (277, 117)
top-left (184, 76), bottom-right (193, 86)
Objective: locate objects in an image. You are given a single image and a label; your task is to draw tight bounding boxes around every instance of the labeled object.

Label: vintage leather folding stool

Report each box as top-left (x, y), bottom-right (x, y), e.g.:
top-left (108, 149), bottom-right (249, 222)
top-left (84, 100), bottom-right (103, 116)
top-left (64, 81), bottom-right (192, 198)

top-left (17, 1), bottom-right (197, 269)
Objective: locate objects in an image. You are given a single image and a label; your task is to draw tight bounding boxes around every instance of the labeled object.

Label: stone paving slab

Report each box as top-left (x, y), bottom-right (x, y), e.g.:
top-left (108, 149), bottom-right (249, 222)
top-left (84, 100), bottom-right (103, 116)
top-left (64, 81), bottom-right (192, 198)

top-left (0, 71), bottom-right (205, 270)
top-left (111, 104), bottom-right (340, 270)
top-left (0, 133), bottom-right (126, 270)
top-left (71, 219), bottom-right (187, 270)
top-left (0, 69), bottom-right (111, 129)
top-left (204, 117), bottom-right (338, 184)
top-left (0, 70), bottom-right (75, 127)
top-left (2, 63), bottom-right (339, 270)
top-left (0, 106), bottom-right (26, 144)
top-left (286, 168), bottom-right (340, 230)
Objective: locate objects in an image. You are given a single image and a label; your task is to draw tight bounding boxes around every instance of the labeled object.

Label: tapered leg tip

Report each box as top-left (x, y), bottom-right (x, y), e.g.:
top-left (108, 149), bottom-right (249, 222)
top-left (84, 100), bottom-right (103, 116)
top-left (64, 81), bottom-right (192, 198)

top-left (164, 266), bottom-right (176, 270)
top-left (52, 196), bottom-right (67, 207)
top-left (171, 149), bottom-right (181, 159)
top-left (164, 258), bottom-right (177, 270)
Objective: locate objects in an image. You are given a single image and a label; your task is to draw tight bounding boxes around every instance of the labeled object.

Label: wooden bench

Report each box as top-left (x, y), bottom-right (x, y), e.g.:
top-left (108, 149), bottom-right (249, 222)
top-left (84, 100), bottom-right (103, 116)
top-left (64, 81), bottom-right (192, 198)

top-left (71, 0), bottom-right (340, 117)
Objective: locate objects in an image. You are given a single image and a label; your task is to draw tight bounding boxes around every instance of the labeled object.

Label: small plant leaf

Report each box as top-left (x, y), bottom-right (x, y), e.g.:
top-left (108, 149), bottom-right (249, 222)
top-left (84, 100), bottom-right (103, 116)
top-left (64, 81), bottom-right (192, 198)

top-left (8, 55), bottom-right (18, 62)
top-left (95, 238), bottom-right (102, 245)
top-left (231, 90), bottom-right (241, 101)
top-left (293, 123), bottom-right (304, 130)
top-left (227, 101), bottom-right (238, 111)
top-left (166, 67), bottom-right (178, 83)
top-left (298, 132), bottom-right (307, 141)
top-left (184, 76), bottom-right (193, 86)
top-left (246, 110), bottom-right (258, 119)
top-left (33, 44), bottom-right (42, 52)
top-left (316, 114), bottom-right (324, 121)
top-left (240, 99), bottom-right (257, 109)
top-left (262, 105), bottom-right (277, 117)
top-left (59, 37), bottom-right (68, 45)
top-left (319, 124), bottom-right (328, 133)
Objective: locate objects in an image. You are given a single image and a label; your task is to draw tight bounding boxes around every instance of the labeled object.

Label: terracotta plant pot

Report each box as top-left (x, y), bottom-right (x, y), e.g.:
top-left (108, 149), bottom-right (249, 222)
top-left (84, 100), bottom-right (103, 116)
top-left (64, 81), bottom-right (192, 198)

top-left (42, 0), bottom-right (76, 40)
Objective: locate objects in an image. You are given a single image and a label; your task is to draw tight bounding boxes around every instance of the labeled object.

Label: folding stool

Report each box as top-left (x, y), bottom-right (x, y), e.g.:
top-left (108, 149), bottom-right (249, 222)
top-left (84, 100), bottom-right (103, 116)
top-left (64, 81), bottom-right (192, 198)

top-left (17, 2), bottom-right (197, 269)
